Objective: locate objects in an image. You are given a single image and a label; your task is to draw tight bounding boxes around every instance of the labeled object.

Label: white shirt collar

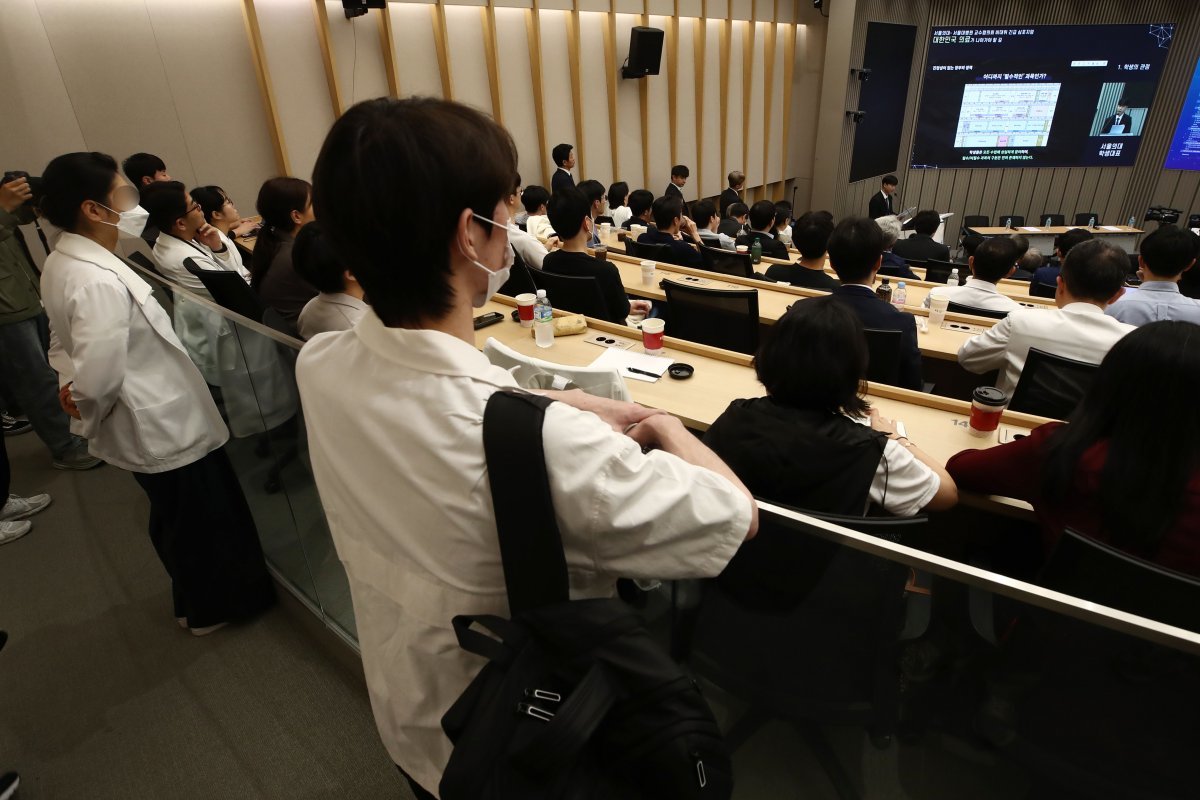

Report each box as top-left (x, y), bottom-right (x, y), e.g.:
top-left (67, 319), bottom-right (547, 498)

top-left (963, 276), bottom-right (1001, 293)
top-left (352, 310), bottom-right (514, 383)
top-left (1061, 301), bottom-right (1108, 316)
top-left (54, 232), bottom-right (153, 305)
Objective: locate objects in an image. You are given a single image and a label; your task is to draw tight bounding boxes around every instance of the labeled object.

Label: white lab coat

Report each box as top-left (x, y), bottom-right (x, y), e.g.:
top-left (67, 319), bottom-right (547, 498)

top-left (152, 234), bottom-right (232, 385)
top-left (43, 233), bottom-right (228, 473)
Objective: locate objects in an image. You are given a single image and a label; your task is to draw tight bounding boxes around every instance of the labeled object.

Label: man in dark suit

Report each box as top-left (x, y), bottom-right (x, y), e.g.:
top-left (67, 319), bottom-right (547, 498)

top-left (828, 217), bottom-right (923, 391)
top-left (891, 209), bottom-right (950, 263)
top-left (868, 174), bottom-right (898, 219)
top-left (550, 143), bottom-right (575, 194)
top-left (719, 170), bottom-right (744, 217)
top-left (736, 201), bottom-right (790, 260)
top-left (664, 165), bottom-right (689, 199)
top-left (719, 203), bottom-right (749, 238)
top-left (1101, 100), bottom-right (1133, 135)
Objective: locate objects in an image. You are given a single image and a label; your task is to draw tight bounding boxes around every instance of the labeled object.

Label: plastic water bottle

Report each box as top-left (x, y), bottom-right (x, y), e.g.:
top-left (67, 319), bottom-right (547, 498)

top-left (892, 281), bottom-right (907, 309)
top-left (533, 289), bottom-right (554, 348)
top-left (1127, 215), bottom-right (1136, 228)
top-left (1089, 216), bottom-right (1097, 228)
top-left (948, 267), bottom-right (960, 286)
top-left (1005, 217), bottom-right (1013, 229)
top-left (876, 277), bottom-right (892, 304)
top-left (750, 238), bottom-right (762, 265)
top-left (1044, 216), bottom-right (1052, 226)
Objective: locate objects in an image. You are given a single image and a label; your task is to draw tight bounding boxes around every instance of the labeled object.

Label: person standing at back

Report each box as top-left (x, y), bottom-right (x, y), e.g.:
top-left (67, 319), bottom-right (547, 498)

top-left (720, 171), bottom-right (744, 218)
top-left (1106, 224), bottom-right (1200, 326)
top-left (664, 165), bottom-right (689, 199)
top-left (868, 174), bottom-right (898, 219)
top-left (550, 143), bottom-right (575, 194)
top-left (251, 177), bottom-right (317, 325)
top-left (297, 96), bottom-right (757, 798)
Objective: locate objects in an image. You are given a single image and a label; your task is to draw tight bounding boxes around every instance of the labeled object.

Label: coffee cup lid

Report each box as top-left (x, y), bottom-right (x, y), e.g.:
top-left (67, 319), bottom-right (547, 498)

top-left (972, 386), bottom-right (1008, 407)
top-left (668, 363), bottom-right (694, 379)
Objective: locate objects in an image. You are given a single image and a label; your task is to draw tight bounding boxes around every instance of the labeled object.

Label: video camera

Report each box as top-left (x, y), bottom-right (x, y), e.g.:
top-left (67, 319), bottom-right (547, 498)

top-left (1144, 206), bottom-right (1181, 225)
top-left (1, 170), bottom-right (44, 209)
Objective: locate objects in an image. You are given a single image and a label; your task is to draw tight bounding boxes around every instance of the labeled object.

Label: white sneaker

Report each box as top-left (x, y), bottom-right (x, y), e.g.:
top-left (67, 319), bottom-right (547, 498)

top-left (0, 493), bottom-right (51, 521)
top-left (189, 622), bottom-right (229, 637)
top-left (0, 521), bottom-right (31, 546)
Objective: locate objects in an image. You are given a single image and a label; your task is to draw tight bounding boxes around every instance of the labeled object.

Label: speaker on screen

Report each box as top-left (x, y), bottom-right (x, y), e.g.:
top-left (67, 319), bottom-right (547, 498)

top-left (623, 27), bottom-right (664, 79)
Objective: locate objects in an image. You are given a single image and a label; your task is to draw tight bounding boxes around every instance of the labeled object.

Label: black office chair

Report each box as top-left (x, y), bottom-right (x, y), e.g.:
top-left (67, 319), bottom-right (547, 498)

top-left (497, 250), bottom-right (537, 297)
top-left (946, 301), bottom-right (1009, 320)
top-left (1028, 281), bottom-right (1057, 298)
top-left (1007, 347), bottom-right (1100, 419)
top-left (969, 528), bottom-right (1200, 800)
top-left (126, 251), bottom-right (174, 303)
top-left (625, 239), bottom-right (673, 263)
top-left (1038, 213), bottom-right (1065, 227)
top-left (862, 328), bottom-right (902, 387)
top-left (1073, 212), bottom-right (1100, 226)
top-left (698, 244), bottom-right (755, 279)
top-left (183, 258), bottom-right (266, 322)
top-left (661, 281), bottom-right (759, 354)
top-left (962, 215), bottom-right (990, 230)
top-left (527, 267), bottom-right (611, 320)
top-left (686, 503), bottom-right (931, 800)
top-left (997, 215), bottom-right (1025, 228)
top-left (924, 259), bottom-right (966, 285)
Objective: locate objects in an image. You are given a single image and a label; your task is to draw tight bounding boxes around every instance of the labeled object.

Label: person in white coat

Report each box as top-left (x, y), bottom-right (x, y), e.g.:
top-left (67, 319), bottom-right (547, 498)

top-left (38, 152), bottom-right (275, 636)
top-left (191, 184), bottom-right (258, 282)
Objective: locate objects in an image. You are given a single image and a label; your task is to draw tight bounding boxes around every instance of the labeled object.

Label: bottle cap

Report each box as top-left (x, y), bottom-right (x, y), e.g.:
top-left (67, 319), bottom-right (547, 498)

top-left (897, 281), bottom-right (906, 288)
top-left (536, 289), bottom-right (547, 298)
top-left (881, 277), bottom-right (890, 284)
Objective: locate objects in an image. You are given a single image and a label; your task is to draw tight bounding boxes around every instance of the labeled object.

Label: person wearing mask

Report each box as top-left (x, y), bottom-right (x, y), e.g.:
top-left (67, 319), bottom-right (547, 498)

top-left (39, 151), bottom-right (275, 635)
top-left (736, 201), bottom-right (789, 260)
top-left (720, 171), bottom-right (744, 218)
top-left (947, 321), bottom-right (1200, 574)
top-left (192, 185), bottom-right (259, 273)
top-left (1106, 224), bottom-right (1200, 326)
top-left (868, 174), bottom-right (898, 220)
top-left (828, 217), bottom-right (924, 391)
top-left (706, 297), bottom-right (956, 515)
top-left (664, 165), bottom-right (689, 199)
top-left (691, 199), bottom-right (736, 251)
top-left (550, 143), bottom-right (575, 194)
top-left (891, 209), bottom-right (950, 263)
top-left (765, 211), bottom-right (839, 290)
top-left (875, 215), bottom-right (919, 279)
top-left (121, 153), bottom-right (171, 246)
top-left (923, 237), bottom-right (1021, 315)
top-left (250, 177), bottom-right (317, 325)
top-left (293, 223), bottom-right (368, 340)
top-left (521, 185), bottom-right (554, 241)
top-left (719, 202), bottom-right (749, 238)
top-left (299, 97), bottom-right (757, 798)
top-left (542, 188), bottom-right (652, 324)
top-left (608, 181), bottom-right (632, 228)
top-left (638, 195), bottom-right (703, 269)
top-left (1032, 228), bottom-right (1093, 289)
top-left (620, 189), bottom-right (654, 231)
top-left (577, 179), bottom-right (607, 247)
top-left (500, 175), bottom-right (553, 269)
top-left (958, 239), bottom-right (1135, 394)
top-left (0, 175), bottom-right (98, 469)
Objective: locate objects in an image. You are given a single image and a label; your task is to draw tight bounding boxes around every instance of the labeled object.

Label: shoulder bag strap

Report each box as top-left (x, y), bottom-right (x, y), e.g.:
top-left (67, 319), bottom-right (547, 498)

top-left (483, 390), bottom-right (570, 615)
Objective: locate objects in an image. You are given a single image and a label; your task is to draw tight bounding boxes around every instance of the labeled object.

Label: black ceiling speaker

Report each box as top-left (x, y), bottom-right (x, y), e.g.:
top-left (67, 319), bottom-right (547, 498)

top-left (622, 27), bottom-right (665, 79)
top-left (341, 0), bottom-right (385, 19)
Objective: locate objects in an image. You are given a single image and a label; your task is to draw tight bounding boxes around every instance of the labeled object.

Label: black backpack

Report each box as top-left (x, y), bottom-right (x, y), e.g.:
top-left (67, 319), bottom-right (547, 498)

top-left (438, 391), bottom-right (733, 800)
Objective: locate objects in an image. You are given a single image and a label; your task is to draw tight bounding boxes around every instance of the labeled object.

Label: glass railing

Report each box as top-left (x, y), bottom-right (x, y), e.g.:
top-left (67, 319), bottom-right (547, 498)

top-left (128, 264), bottom-right (1199, 797)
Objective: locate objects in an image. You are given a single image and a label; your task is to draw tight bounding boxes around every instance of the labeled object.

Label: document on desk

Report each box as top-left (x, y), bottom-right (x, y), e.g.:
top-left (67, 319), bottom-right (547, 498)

top-left (1019, 226), bottom-right (1042, 232)
top-left (1100, 225), bottom-right (1125, 232)
top-left (589, 347), bottom-right (673, 383)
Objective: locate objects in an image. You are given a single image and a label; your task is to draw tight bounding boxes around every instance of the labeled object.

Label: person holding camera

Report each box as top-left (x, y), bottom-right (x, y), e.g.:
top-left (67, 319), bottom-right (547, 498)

top-left (0, 173), bottom-right (99, 470)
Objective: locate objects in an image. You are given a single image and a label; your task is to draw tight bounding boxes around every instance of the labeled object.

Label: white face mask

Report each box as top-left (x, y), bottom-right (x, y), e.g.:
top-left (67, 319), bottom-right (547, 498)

top-left (463, 213), bottom-right (514, 307)
top-left (97, 202), bottom-right (150, 238)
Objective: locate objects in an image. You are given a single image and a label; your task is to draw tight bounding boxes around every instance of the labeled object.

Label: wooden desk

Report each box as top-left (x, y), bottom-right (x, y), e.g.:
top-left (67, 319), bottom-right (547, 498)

top-left (476, 296), bottom-right (1043, 516)
top-left (969, 225), bottom-right (1142, 254)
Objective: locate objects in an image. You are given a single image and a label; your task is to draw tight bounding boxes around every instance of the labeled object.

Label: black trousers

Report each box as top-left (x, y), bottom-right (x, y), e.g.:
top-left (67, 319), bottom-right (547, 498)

top-left (395, 765), bottom-right (436, 800)
top-left (132, 447), bottom-right (276, 628)
top-left (0, 425), bottom-right (9, 499)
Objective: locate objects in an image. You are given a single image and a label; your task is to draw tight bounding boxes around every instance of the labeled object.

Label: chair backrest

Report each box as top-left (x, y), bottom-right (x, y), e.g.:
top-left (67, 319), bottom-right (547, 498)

top-left (862, 328), bottom-right (902, 386)
top-left (698, 244), bottom-right (755, 278)
top-left (963, 215), bottom-right (990, 229)
top-left (924, 259), bottom-right (966, 285)
top-left (1029, 280), bottom-right (1057, 298)
top-left (998, 214), bottom-right (1025, 227)
top-left (1073, 211), bottom-right (1099, 226)
top-left (1039, 212), bottom-right (1065, 226)
top-left (946, 301), bottom-right (1009, 320)
top-left (127, 250), bottom-right (164, 278)
top-left (1008, 346), bottom-right (1100, 419)
top-left (1126, 252), bottom-right (1140, 277)
top-left (527, 267), bottom-right (610, 320)
top-left (182, 257), bottom-right (265, 322)
top-left (625, 239), bottom-right (672, 263)
top-left (497, 251), bottom-right (537, 297)
top-left (661, 281), bottom-right (759, 354)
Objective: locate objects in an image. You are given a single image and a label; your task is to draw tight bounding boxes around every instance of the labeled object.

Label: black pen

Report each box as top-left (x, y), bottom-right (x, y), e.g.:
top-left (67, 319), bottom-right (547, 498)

top-left (626, 367), bottom-right (660, 378)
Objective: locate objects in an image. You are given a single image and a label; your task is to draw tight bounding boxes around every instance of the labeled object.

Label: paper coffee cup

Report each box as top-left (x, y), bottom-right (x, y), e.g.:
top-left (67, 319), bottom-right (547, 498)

top-left (641, 318), bottom-right (665, 354)
top-left (516, 293), bottom-right (537, 328)
top-left (928, 295), bottom-right (950, 326)
top-left (640, 259), bottom-right (656, 286)
top-left (969, 386), bottom-right (1008, 437)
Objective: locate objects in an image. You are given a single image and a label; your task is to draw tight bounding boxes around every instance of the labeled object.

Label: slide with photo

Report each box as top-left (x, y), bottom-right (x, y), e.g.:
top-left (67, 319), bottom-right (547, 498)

top-left (911, 24), bottom-right (1172, 170)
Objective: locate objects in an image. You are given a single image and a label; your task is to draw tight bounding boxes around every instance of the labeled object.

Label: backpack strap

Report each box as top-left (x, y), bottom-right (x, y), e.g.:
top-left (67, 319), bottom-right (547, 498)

top-left (483, 390), bottom-right (570, 616)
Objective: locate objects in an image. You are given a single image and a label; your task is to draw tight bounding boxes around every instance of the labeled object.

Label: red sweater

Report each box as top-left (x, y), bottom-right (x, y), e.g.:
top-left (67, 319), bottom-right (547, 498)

top-left (946, 422), bottom-right (1200, 576)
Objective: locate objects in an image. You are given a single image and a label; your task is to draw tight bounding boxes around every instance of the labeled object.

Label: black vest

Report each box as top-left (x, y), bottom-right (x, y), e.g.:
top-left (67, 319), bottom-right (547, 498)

top-left (704, 397), bottom-right (888, 515)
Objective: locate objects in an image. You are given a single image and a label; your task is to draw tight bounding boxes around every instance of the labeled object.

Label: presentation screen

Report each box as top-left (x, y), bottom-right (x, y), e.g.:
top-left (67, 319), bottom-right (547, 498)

top-left (1165, 57), bottom-right (1200, 170)
top-left (910, 24), bottom-right (1174, 170)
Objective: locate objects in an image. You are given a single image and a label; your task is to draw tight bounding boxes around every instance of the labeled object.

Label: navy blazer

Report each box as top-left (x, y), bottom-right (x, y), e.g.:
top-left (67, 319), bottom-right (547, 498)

top-left (664, 183), bottom-right (683, 200)
top-left (831, 285), bottom-right (923, 391)
top-left (551, 168), bottom-right (575, 195)
top-left (879, 251), bottom-right (918, 280)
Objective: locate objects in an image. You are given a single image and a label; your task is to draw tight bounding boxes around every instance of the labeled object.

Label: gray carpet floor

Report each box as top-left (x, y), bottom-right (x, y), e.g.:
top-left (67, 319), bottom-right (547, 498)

top-left (0, 430), bottom-right (408, 799)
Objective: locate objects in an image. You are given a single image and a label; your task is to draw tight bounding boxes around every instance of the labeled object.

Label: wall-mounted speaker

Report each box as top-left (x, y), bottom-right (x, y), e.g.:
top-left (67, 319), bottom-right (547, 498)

top-left (622, 27), bottom-right (664, 79)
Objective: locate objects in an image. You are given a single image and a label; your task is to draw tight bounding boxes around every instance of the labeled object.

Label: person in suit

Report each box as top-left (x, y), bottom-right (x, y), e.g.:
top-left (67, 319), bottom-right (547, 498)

top-left (735, 201), bottom-right (789, 260)
top-left (620, 189), bottom-right (654, 231)
top-left (719, 171), bottom-right (744, 218)
top-left (1101, 100), bottom-right (1133, 135)
top-left (1032, 228), bottom-right (1094, 289)
top-left (827, 216), bottom-right (923, 391)
top-left (874, 215), bottom-right (919, 279)
top-left (958, 239), bottom-right (1135, 394)
top-left (550, 143), bottom-right (575, 194)
top-left (764, 211), bottom-right (839, 290)
top-left (638, 195), bottom-right (703, 269)
top-left (868, 174), bottom-right (898, 219)
top-left (718, 202), bottom-right (749, 238)
top-left (891, 210), bottom-right (949, 263)
top-left (664, 165), bottom-right (689, 199)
